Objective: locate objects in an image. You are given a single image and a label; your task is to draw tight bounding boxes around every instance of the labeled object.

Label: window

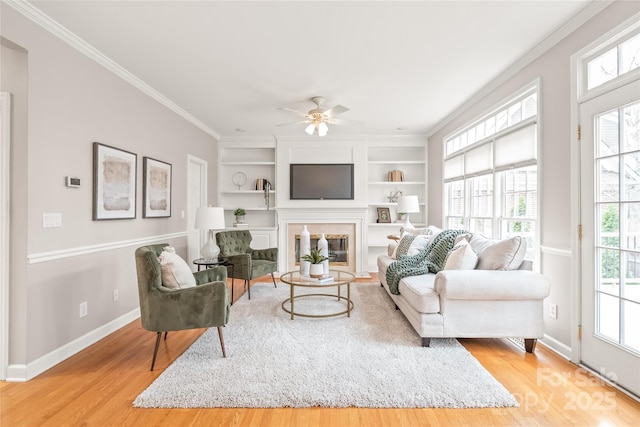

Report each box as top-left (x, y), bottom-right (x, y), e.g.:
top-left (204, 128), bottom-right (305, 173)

top-left (444, 83), bottom-right (539, 258)
top-left (587, 32), bottom-right (640, 91)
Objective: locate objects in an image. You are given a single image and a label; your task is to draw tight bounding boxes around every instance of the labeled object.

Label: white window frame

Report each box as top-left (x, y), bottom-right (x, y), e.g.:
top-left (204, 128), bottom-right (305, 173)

top-left (443, 80), bottom-right (541, 266)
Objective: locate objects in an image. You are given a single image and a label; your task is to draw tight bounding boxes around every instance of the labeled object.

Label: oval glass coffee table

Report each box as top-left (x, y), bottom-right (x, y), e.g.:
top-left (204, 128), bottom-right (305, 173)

top-left (280, 270), bottom-right (355, 320)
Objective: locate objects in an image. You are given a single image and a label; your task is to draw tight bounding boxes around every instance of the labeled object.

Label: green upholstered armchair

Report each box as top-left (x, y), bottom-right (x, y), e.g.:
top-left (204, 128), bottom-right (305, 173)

top-left (216, 230), bottom-right (278, 300)
top-left (134, 243), bottom-right (230, 371)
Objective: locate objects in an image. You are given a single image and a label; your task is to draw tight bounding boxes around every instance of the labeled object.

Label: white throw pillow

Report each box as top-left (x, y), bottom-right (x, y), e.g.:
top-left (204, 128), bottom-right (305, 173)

top-left (392, 233), bottom-right (415, 259)
top-left (392, 233), bottom-right (431, 259)
top-left (444, 239), bottom-right (478, 270)
top-left (469, 234), bottom-right (527, 270)
top-left (158, 246), bottom-right (196, 289)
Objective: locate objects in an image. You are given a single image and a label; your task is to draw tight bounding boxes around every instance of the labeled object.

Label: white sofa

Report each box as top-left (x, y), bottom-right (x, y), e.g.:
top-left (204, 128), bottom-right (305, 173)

top-left (378, 229), bottom-right (551, 352)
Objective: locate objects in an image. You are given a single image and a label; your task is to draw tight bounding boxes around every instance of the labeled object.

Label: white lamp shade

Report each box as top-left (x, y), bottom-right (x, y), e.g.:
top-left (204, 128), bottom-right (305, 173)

top-left (397, 195), bottom-right (420, 214)
top-left (195, 207), bottom-right (225, 230)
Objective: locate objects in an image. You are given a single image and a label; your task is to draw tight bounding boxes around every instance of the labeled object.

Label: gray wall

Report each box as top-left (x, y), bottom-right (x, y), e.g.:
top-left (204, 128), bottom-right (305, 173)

top-left (427, 1), bottom-right (638, 354)
top-left (1, 5), bottom-right (218, 375)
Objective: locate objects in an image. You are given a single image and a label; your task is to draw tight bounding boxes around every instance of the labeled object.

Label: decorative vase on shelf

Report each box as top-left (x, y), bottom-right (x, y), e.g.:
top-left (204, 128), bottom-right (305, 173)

top-left (300, 225), bottom-right (310, 276)
top-left (318, 233), bottom-right (329, 275)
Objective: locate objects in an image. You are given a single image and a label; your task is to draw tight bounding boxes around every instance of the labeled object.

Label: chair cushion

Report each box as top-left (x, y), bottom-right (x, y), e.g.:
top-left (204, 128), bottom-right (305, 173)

top-left (158, 247), bottom-right (196, 289)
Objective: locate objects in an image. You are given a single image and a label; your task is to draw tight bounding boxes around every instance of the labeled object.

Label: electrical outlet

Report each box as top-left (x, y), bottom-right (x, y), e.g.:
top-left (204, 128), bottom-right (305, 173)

top-left (79, 301), bottom-right (88, 318)
top-left (113, 289), bottom-right (119, 302)
top-left (549, 303), bottom-right (558, 319)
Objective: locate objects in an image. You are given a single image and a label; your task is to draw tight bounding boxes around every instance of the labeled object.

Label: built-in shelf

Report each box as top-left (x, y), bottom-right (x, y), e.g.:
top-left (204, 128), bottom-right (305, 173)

top-left (366, 144), bottom-right (426, 271)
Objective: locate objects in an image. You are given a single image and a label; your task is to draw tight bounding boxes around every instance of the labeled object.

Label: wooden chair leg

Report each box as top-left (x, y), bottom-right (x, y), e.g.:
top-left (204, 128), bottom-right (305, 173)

top-left (271, 272), bottom-right (277, 288)
top-left (151, 332), bottom-right (162, 371)
top-left (246, 279), bottom-right (251, 300)
top-left (217, 326), bottom-right (227, 358)
top-left (524, 338), bottom-right (537, 353)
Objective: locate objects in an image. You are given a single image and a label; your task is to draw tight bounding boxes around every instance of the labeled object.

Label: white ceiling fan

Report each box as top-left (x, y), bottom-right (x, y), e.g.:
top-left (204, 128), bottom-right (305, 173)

top-left (276, 96), bottom-right (362, 136)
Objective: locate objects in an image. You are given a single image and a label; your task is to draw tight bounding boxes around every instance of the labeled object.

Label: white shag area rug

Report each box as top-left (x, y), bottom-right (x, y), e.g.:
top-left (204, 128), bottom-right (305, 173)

top-left (133, 282), bottom-right (518, 408)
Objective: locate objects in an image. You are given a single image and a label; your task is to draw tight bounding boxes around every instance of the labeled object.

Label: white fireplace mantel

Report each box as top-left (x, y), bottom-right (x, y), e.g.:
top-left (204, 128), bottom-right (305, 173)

top-left (276, 207), bottom-right (369, 277)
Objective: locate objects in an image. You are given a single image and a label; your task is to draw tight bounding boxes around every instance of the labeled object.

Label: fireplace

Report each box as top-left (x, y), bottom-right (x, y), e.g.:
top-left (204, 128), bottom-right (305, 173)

top-left (276, 207), bottom-right (368, 276)
top-left (294, 234), bottom-right (349, 266)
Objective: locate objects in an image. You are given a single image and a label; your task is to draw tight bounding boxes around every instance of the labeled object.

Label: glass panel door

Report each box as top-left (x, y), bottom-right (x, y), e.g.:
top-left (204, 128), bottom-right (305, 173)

top-left (580, 80), bottom-right (640, 397)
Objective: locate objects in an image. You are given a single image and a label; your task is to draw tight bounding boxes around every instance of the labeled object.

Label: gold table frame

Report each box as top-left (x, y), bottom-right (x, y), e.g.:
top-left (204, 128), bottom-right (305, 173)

top-left (279, 270), bottom-right (355, 320)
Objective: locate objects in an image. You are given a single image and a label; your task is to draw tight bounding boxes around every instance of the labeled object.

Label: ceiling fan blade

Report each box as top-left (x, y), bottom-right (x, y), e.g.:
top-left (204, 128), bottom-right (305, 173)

top-left (323, 104), bottom-right (349, 117)
top-left (326, 117), bottom-right (365, 126)
top-left (277, 106), bottom-right (310, 117)
top-left (275, 119), bottom-right (312, 127)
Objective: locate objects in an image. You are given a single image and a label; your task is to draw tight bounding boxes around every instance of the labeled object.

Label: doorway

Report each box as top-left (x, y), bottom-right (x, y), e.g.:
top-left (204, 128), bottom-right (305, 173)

top-left (187, 155), bottom-right (208, 268)
top-left (579, 79), bottom-right (640, 396)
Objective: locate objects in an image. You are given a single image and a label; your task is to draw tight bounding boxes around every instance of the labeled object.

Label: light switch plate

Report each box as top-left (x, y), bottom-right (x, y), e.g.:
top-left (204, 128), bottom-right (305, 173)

top-left (42, 212), bottom-right (62, 228)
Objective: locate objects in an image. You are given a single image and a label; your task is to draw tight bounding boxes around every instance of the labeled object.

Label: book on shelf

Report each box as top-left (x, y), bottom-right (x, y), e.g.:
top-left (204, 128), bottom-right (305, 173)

top-left (233, 223), bottom-right (249, 228)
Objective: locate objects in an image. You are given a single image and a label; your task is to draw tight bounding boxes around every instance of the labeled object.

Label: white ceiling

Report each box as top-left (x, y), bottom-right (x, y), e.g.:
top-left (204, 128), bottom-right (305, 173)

top-left (30, 0), bottom-right (595, 139)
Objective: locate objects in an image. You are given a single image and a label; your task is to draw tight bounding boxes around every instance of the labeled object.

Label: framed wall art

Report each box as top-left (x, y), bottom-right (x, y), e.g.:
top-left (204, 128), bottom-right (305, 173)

top-left (376, 207), bottom-right (391, 223)
top-left (93, 142), bottom-right (137, 220)
top-left (143, 157), bottom-right (172, 218)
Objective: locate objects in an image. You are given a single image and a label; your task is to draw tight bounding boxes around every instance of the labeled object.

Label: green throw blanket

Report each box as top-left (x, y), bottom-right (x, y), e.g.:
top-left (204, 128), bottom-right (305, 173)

top-left (385, 229), bottom-right (469, 295)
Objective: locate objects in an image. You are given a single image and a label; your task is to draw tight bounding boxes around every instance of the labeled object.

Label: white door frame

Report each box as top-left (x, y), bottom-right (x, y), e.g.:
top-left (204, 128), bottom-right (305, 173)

top-left (0, 92), bottom-right (11, 380)
top-left (187, 155), bottom-right (208, 265)
top-left (570, 12), bottom-right (640, 380)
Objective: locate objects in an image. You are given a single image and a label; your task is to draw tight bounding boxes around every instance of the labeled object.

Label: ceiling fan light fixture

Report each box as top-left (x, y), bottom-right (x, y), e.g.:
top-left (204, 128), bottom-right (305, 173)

top-left (305, 123), bottom-right (315, 135)
top-left (318, 122), bottom-right (329, 137)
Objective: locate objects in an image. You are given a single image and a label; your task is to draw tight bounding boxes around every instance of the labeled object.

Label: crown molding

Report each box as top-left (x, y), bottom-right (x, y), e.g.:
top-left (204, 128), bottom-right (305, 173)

top-left (426, 0), bottom-right (614, 138)
top-left (5, 0), bottom-right (220, 140)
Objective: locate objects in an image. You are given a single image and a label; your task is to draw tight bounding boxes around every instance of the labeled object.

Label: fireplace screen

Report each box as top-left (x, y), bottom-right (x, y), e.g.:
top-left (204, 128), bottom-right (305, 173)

top-left (295, 234), bottom-right (348, 266)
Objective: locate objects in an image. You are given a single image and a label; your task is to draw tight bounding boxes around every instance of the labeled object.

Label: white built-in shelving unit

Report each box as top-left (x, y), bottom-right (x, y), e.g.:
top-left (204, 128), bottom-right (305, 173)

top-left (366, 144), bottom-right (427, 271)
top-left (218, 140), bottom-right (277, 248)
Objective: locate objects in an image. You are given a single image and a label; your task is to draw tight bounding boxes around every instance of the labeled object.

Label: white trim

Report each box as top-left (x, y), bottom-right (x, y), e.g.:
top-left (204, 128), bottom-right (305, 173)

top-left (27, 232), bottom-right (188, 264)
top-left (540, 333), bottom-right (573, 360)
top-left (4, 308), bottom-right (140, 382)
top-left (0, 92), bottom-right (11, 380)
top-left (428, 1), bottom-right (613, 138)
top-left (540, 245), bottom-right (572, 258)
top-left (4, 0), bottom-right (220, 140)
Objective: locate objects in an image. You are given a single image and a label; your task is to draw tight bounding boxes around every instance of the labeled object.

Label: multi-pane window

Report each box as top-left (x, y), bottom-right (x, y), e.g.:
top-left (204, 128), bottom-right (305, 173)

top-left (444, 84), bottom-right (539, 255)
top-left (587, 31), bottom-right (640, 91)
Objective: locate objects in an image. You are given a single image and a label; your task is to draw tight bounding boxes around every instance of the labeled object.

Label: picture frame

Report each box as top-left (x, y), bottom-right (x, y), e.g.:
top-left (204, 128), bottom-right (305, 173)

top-left (377, 207), bottom-right (391, 223)
top-left (93, 142), bottom-right (137, 220)
top-left (143, 157), bottom-right (172, 218)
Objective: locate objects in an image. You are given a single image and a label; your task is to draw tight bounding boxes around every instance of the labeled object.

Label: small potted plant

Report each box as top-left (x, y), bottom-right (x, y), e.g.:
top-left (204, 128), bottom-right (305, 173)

top-left (233, 208), bottom-right (246, 224)
top-left (301, 248), bottom-right (329, 278)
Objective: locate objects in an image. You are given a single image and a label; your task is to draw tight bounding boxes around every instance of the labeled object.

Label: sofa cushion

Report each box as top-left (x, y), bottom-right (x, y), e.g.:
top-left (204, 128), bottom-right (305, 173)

top-left (392, 233), bottom-right (431, 259)
top-left (398, 274), bottom-right (440, 314)
top-left (469, 234), bottom-right (526, 270)
top-left (158, 247), bottom-right (196, 289)
top-left (444, 239), bottom-right (478, 270)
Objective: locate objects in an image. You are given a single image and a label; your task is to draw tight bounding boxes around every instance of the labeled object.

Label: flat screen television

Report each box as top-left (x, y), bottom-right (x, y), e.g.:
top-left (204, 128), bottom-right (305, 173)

top-left (290, 163), bottom-right (354, 200)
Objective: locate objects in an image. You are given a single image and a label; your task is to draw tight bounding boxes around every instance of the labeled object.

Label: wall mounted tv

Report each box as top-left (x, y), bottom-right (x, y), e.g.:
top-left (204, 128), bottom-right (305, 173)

top-left (290, 163), bottom-right (354, 200)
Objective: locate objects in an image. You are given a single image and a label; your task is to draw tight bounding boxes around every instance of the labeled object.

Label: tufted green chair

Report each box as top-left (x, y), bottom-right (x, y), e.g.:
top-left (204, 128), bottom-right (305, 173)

top-left (216, 230), bottom-right (278, 300)
top-left (135, 243), bottom-right (230, 370)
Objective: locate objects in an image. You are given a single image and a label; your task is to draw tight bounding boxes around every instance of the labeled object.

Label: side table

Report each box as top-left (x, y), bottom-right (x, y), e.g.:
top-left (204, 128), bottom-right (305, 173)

top-left (193, 258), bottom-right (235, 304)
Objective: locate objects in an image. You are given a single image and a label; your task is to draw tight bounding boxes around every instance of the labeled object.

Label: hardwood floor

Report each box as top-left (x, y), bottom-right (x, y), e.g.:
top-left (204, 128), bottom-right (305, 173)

top-left (2, 276), bottom-right (639, 426)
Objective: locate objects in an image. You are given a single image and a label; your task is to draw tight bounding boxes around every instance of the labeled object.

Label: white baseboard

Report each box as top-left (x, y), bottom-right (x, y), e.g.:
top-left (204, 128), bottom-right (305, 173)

top-left (5, 308), bottom-right (140, 382)
top-left (540, 333), bottom-right (572, 360)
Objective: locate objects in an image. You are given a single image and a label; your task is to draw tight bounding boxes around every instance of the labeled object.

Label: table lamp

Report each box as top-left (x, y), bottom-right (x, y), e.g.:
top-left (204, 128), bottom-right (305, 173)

top-left (194, 206), bottom-right (226, 261)
top-left (397, 195), bottom-right (420, 230)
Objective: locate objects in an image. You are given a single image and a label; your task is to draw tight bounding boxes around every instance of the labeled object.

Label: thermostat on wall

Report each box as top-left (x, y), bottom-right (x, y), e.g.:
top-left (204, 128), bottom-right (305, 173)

top-left (65, 176), bottom-right (81, 187)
